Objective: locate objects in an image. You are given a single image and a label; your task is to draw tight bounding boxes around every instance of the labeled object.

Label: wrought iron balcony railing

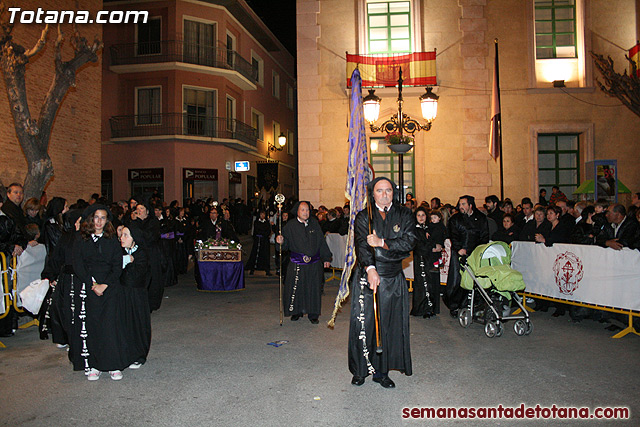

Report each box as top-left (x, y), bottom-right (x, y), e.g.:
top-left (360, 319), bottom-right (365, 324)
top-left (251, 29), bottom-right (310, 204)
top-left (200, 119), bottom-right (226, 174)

top-left (110, 40), bottom-right (258, 84)
top-left (109, 113), bottom-right (258, 147)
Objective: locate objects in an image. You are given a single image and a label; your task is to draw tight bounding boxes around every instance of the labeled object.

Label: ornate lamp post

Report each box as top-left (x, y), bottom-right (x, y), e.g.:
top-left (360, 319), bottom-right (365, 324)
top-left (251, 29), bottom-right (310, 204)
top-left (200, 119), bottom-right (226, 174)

top-left (362, 67), bottom-right (439, 203)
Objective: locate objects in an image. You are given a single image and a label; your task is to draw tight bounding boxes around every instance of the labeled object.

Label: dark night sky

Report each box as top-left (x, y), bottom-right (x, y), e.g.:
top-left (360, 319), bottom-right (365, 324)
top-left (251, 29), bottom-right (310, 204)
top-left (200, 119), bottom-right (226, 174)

top-left (246, 0), bottom-right (297, 56)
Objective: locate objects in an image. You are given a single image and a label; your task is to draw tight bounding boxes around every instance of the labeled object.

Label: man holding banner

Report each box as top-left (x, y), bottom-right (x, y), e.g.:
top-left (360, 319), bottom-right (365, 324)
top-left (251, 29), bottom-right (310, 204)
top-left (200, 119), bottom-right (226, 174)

top-left (348, 177), bottom-right (416, 388)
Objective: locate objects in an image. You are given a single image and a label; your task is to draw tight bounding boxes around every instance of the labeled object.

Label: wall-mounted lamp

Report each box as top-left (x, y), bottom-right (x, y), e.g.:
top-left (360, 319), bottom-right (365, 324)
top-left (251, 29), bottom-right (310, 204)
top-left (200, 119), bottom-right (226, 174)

top-left (267, 132), bottom-right (287, 158)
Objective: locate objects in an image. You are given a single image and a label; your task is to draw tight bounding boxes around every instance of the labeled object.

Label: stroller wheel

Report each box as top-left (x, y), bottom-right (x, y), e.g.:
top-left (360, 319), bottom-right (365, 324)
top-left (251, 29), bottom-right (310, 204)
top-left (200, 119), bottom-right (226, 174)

top-left (525, 320), bottom-right (533, 335)
top-left (484, 321), bottom-right (498, 338)
top-left (495, 321), bottom-right (504, 337)
top-left (514, 320), bottom-right (527, 336)
top-left (458, 308), bottom-right (471, 328)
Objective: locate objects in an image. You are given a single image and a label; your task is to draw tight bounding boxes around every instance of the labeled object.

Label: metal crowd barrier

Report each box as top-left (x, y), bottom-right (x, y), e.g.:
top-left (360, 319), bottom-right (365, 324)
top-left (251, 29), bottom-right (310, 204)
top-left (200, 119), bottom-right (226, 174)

top-left (1, 253), bottom-right (17, 347)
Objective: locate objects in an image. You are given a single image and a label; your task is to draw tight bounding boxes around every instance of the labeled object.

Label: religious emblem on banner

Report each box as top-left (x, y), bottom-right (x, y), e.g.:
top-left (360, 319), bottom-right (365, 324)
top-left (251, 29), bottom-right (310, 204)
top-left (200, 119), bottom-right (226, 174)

top-left (552, 252), bottom-right (584, 295)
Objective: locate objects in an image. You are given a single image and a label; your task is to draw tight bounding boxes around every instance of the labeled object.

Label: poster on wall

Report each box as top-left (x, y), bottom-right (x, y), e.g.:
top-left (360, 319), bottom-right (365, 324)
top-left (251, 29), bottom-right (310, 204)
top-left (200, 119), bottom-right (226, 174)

top-left (594, 160), bottom-right (617, 203)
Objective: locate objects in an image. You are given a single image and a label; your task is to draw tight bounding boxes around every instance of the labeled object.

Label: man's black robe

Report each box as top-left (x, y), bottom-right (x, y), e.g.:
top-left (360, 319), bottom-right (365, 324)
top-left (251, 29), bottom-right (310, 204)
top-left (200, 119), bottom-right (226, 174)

top-left (131, 216), bottom-right (164, 312)
top-left (246, 218), bottom-right (272, 272)
top-left (278, 216), bottom-right (332, 318)
top-left (348, 187), bottom-right (416, 378)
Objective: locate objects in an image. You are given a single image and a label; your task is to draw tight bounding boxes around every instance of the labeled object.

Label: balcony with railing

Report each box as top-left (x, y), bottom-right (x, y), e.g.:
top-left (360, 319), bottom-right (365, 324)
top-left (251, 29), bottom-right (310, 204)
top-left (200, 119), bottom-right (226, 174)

top-left (109, 40), bottom-right (259, 90)
top-left (109, 113), bottom-right (258, 151)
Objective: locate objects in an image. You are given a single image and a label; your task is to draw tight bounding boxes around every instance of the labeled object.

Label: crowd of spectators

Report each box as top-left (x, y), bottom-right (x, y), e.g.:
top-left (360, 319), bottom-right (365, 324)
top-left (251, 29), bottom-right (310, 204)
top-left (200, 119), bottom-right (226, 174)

top-left (2, 182), bottom-right (639, 353)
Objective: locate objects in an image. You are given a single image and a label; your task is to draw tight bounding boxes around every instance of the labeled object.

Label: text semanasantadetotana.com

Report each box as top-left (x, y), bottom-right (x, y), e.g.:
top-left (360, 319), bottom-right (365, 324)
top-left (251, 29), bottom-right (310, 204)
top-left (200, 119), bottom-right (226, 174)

top-left (402, 404), bottom-right (630, 420)
top-left (7, 7), bottom-right (148, 25)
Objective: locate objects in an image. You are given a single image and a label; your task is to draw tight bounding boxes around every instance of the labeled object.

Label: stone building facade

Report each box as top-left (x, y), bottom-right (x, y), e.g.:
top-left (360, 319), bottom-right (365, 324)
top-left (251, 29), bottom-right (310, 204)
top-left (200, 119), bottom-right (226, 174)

top-left (297, 0), bottom-right (640, 208)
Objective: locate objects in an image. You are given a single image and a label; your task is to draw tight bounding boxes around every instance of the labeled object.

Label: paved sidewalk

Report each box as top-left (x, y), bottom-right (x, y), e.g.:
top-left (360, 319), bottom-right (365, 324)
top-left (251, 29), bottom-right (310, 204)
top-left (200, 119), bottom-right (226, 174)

top-left (1, 263), bottom-right (638, 426)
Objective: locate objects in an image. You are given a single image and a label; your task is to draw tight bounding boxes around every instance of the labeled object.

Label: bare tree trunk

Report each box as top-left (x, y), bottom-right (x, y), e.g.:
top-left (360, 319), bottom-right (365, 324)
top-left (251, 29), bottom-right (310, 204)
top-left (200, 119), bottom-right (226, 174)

top-left (0, 5), bottom-right (101, 201)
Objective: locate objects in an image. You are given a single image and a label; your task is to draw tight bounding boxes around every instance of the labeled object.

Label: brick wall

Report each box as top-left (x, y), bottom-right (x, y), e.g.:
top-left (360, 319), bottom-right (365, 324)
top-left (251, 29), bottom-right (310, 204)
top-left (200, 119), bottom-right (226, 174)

top-left (0, 0), bottom-right (102, 203)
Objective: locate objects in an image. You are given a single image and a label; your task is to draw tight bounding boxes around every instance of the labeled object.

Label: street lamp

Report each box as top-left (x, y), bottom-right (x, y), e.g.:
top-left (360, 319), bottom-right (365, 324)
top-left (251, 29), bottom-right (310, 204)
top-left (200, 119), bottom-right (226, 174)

top-left (267, 132), bottom-right (287, 158)
top-left (363, 67), bottom-right (439, 203)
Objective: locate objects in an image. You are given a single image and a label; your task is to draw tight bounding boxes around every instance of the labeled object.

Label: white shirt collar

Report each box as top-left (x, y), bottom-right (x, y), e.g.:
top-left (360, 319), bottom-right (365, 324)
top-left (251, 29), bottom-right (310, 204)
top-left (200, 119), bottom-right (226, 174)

top-left (375, 203), bottom-right (390, 212)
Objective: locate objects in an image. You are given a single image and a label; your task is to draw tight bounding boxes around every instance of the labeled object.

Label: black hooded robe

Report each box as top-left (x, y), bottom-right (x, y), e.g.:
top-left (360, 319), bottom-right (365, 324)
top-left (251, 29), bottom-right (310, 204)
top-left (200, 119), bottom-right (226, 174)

top-left (411, 222), bottom-right (440, 317)
top-left (120, 242), bottom-right (152, 365)
top-left (131, 215), bottom-right (164, 312)
top-left (245, 218), bottom-right (272, 273)
top-left (348, 177), bottom-right (416, 379)
top-left (72, 233), bottom-right (131, 372)
top-left (277, 204), bottom-right (332, 319)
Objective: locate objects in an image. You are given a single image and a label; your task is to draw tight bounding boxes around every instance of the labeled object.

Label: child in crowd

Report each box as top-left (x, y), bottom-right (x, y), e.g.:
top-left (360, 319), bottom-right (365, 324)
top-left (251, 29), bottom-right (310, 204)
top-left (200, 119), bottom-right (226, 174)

top-left (427, 210), bottom-right (447, 271)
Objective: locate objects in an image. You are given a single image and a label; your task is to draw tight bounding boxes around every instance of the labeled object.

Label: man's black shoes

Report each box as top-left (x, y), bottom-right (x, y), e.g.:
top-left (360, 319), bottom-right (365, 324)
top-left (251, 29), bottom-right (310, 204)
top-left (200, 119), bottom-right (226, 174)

top-left (351, 375), bottom-right (365, 386)
top-left (309, 318), bottom-right (319, 324)
top-left (291, 314), bottom-right (301, 321)
top-left (373, 376), bottom-right (395, 388)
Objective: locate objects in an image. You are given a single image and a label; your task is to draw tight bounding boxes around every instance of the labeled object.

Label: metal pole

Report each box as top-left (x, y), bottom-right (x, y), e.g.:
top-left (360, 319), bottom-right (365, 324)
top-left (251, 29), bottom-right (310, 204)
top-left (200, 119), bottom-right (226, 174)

top-left (397, 69), bottom-right (405, 204)
top-left (275, 193), bottom-right (285, 326)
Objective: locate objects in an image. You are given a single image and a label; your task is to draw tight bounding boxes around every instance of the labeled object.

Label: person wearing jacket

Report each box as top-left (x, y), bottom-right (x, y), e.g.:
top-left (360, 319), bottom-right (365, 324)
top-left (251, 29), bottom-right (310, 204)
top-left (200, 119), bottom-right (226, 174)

top-left (445, 195), bottom-right (489, 317)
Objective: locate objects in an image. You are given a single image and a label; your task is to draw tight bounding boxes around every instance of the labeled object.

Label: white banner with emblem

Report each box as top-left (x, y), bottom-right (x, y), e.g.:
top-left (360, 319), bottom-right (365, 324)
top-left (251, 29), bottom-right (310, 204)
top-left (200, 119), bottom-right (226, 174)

top-left (511, 241), bottom-right (640, 312)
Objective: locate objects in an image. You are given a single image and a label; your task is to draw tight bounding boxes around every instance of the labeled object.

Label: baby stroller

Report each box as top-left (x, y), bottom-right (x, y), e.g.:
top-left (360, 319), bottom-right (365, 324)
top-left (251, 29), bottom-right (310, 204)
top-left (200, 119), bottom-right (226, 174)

top-left (457, 241), bottom-right (532, 338)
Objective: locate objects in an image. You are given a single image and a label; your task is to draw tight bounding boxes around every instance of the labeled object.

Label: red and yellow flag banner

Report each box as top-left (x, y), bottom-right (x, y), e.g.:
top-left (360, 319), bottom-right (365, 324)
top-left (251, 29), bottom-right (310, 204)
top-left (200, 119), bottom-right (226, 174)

top-left (346, 52), bottom-right (436, 87)
top-left (629, 42), bottom-right (640, 77)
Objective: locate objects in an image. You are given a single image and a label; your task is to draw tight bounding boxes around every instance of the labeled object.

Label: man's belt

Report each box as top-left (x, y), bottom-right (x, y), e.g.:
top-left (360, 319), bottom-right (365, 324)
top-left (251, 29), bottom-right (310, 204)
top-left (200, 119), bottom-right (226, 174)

top-left (290, 252), bottom-right (320, 265)
top-left (161, 232), bottom-right (175, 239)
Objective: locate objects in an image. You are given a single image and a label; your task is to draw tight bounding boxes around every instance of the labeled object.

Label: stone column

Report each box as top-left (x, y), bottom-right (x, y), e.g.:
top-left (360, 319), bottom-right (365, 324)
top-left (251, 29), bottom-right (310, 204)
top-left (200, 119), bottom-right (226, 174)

top-left (459, 0), bottom-right (492, 199)
top-left (296, 0), bottom-right (323, 205)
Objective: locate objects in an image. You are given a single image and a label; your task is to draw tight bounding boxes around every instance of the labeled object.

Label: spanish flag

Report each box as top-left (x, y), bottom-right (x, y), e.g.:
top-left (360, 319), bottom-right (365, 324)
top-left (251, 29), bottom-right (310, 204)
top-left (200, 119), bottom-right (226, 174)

top-left (346, 52), bottom-right (436, 87)
top-left (629, 42), bottom-right (640, 77)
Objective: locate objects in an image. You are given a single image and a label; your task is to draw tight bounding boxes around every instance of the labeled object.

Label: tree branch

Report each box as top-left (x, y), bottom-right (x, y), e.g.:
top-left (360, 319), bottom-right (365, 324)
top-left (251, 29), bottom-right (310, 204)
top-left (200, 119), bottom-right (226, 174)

top-left (54, 23), bottom-right (63, 70)
top-left (0, 0), bottom-right (15, 43)
top-left (24, 24), bottom-right (49, 58)
top-left (38, 27), bottom-right (101, 151)
top-left (591, 51), bottom-right (640, 119)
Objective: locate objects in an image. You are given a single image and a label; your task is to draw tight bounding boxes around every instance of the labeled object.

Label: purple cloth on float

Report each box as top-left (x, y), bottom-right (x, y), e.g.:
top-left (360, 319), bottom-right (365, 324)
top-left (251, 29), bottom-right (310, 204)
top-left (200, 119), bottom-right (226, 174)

top-left (195, 260), bottom-right (245, 291)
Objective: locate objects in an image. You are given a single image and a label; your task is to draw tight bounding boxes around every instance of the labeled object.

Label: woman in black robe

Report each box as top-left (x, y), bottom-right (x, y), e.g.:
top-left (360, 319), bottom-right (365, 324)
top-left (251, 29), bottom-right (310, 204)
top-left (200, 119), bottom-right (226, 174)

top-left (158, 206), bottom-right (177, 287)
top-left (274, 211), bottom-right (289, 276)
top-left (43, 210), bottom-right (84, 368)
top-left (73, 205), bottom-right (130, 380)
top-left (119, 226), bottom-right (152, 369)
top-left (174, 207), bottom-right (189, 274)
top-left (411, 207), bottom-right (437, 318)
top-left (39, 197), bottom-right (69, 341)
top-left (245, 210), bottom-right (272, 275)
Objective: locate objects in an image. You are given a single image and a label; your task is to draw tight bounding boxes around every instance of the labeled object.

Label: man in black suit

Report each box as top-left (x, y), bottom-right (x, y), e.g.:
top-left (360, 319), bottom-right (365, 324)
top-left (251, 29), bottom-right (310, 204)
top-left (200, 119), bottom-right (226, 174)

top-left (200, 206), bottom-right (238, 241)
top-left (596, 204), bottom-right (639, 250)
